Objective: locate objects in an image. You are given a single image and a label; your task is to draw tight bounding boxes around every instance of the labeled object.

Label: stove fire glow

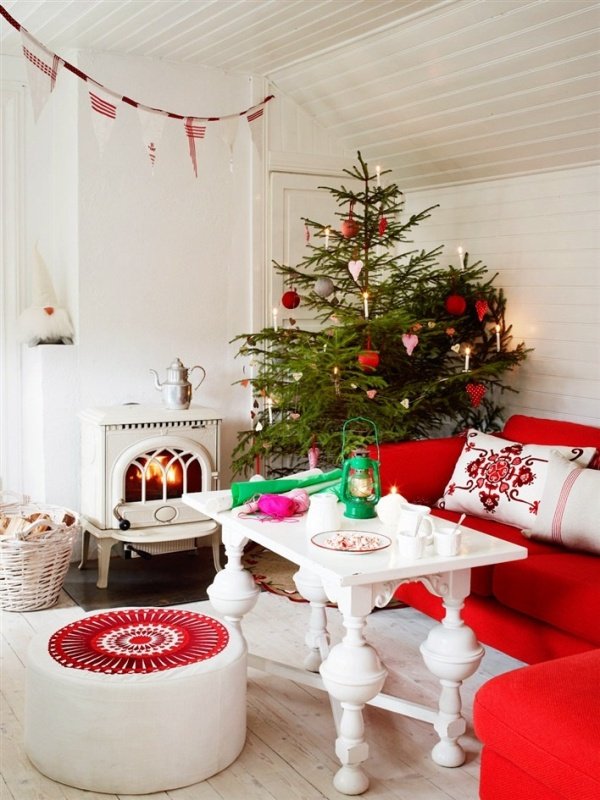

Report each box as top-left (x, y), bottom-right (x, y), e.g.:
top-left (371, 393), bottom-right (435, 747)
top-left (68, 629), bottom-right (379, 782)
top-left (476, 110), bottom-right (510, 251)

top-left (125, 448), bottom-right (202, 503)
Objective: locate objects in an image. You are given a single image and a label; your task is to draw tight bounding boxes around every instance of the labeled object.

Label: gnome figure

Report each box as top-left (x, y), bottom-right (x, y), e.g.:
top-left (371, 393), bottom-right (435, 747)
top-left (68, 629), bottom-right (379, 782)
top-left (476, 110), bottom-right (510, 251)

top-left (17, 245), bottom-right (74, 345)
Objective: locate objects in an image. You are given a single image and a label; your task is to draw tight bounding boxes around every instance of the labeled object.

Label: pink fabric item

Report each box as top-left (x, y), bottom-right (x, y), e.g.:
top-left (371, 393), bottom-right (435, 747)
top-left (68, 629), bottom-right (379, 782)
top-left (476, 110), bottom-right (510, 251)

top-left (240, 488), bottom-right (310, 519)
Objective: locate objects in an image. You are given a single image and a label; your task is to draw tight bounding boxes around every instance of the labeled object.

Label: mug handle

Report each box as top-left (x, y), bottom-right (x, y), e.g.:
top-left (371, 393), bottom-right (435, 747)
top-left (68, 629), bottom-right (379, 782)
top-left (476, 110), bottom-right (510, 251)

top-left (418, 515), bottom-right (435, 543)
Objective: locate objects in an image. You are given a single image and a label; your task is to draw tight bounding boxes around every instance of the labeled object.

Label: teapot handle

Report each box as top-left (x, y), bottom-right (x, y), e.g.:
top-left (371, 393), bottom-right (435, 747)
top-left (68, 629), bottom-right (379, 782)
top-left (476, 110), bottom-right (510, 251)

top-left (188, 365), bottom-right (206, 390)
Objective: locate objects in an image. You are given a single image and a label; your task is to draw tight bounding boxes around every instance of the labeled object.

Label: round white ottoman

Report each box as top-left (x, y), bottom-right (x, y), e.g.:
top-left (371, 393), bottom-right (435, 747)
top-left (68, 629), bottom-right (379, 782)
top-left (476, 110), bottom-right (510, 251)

top-left (24, 607), bottom-right (247, 795)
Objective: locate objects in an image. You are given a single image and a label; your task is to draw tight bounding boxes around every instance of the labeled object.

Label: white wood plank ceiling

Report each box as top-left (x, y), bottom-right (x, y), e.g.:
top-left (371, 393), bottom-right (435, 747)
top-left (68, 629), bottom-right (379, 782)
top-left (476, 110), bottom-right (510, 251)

top-left (1, 0), bottom-right (599, 188)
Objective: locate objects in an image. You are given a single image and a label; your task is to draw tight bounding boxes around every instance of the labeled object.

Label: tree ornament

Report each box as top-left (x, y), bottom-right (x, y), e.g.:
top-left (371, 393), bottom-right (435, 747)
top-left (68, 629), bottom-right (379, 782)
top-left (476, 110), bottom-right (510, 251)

top-left (358, 349), bottom-right (380, 371)
top-left (475, 298), bottom-right (489, 322)
top-left (348, 259), bottom-right (363, 283)
top-left (466, 383), bottom-right (486, 407)
top-left (400, 398), bottom-right (410, 409)
top-left (304, 223), bottom-right (310, 243)
top-left (341, 201), bottom-right (359, 238)
top-left (366, 389), bottom-right (377, 399)
top-left (445, 293), bottom-right (467, 316)
top-left (378, 215), bottom-right (388, 236)
top-left (308, 439), bottom-right (320, 469)
top-left (292, 372), bottom-right (303, 381)
top-left (281, 289), bottom-right (300, 309)
top-left (402, 333), bottom-right (419, 356)
top-left (450, 343), bottom-right (461, 353)
top-left (314, 276), bottom-right (335, 298)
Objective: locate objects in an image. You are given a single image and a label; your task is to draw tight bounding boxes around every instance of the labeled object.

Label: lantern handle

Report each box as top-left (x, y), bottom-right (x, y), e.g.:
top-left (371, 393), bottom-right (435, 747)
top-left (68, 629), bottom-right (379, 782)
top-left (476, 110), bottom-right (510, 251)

top-left (341, 416), bottom-right (380, 461)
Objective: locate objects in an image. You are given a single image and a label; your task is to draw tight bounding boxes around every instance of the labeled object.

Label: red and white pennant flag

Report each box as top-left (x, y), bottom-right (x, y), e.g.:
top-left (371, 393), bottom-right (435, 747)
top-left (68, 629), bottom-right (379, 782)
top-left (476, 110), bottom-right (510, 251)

top-left (20, 30), bottom-right (63, 122)
top-left (246, 104), bottom-right (265, 156)
top-left (184, 117), bottom-right (206, 178)
top-left (88, 86), bottom-right (119, 155)
top-left (137, 107), bottom-right (167, 171)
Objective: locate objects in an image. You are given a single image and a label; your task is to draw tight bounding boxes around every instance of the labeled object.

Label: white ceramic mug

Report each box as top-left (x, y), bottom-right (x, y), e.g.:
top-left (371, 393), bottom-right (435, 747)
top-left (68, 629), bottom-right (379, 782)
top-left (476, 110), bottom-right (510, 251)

top-left (396, 533), bottom-right (425, 560)
top-left (306, 493), bottom-right (342, 536)
top-left (397, 503), bottom-right (434, 540)
top-left (433, 524), bottom-right (462, 557)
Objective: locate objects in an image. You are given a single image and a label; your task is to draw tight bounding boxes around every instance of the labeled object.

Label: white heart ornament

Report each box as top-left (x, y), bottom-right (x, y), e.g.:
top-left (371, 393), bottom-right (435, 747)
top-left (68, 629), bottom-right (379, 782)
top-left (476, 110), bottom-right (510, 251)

top-left (292, 372), bottom-right (303, 381)
top-left (348, 260), bottom-right (363, 282)
top-left (400, 398), bottom-right (410, 409)
top-left (366, 389), bottom-right (377, 399)
top-left (450, 343), bottom-right (461, 353)
top-left (255, 421), bottom-right (263, 431)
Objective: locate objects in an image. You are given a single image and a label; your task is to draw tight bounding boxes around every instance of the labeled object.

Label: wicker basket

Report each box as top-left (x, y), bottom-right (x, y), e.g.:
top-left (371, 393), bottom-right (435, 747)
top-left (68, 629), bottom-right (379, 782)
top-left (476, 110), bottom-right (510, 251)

top-left (0, 499), bottom-right (81, 612)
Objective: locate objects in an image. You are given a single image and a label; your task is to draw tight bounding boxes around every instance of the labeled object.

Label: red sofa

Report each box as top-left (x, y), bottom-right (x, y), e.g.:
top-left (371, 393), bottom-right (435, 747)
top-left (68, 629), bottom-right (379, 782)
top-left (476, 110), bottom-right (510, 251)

top-left (374, 414), bottom-right (600, 665)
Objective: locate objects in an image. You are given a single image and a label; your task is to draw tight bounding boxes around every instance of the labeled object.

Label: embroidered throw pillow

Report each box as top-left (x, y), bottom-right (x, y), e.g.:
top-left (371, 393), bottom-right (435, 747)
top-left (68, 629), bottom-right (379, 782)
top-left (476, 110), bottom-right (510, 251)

top-left (438, 429), bottom-right (596, 528)
top-left (522, 452), bottom-right (600, 554)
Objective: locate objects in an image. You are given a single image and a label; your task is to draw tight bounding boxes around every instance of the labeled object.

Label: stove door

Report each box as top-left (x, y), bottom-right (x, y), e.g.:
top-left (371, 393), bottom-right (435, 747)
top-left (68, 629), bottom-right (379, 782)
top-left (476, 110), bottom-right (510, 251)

top-left (110, 435), bottom-right (216, 530)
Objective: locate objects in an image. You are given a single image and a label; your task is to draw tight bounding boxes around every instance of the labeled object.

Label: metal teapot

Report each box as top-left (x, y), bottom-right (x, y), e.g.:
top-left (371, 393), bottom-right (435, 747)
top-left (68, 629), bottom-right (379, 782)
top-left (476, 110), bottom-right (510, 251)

top-left (150, 358), bottom-right (206, 410)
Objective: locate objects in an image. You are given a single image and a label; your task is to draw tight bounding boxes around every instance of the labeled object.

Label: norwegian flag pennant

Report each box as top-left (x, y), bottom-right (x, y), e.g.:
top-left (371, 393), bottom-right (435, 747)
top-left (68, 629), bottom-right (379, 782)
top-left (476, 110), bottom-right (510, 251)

top-left (220, 116), bottom-right (239, 172)
top-left (88, 86), bottom-right (119, 155)
top-left (20, 30), bottom-right (63, 122)
top-left (246, 104), bottom-right (265, 156)
top-left (184, 117), bottom-right (206, 178)
top-left (137, 107), bottom-right (167, 171)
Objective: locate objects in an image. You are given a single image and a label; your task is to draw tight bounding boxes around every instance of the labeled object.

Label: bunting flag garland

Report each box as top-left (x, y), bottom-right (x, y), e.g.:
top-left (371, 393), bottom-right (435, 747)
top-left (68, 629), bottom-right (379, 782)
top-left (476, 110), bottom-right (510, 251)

top-left (20, 29), bottom-right (62, 121)
top-left (88, 87), bottom-right (119, 155)
top-left (138, 107), bottom-right (167, 171)
top-left (247, 105), bottom-right (265, 155)
top-left (184, 117), bottom-right (207, 178)
top-left (0, 5), bottom-right (274, 175)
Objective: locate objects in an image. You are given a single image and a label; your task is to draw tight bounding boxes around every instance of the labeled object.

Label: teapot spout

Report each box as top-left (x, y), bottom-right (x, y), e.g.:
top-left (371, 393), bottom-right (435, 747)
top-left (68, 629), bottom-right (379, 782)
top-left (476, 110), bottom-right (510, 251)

top-left (149, 369), bottom-right (162, 391)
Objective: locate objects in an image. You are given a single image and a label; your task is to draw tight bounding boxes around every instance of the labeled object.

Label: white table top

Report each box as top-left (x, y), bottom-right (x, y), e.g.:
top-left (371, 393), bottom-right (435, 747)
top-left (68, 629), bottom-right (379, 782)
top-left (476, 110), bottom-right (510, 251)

top-left (183, 491), bottom-right (528, 589)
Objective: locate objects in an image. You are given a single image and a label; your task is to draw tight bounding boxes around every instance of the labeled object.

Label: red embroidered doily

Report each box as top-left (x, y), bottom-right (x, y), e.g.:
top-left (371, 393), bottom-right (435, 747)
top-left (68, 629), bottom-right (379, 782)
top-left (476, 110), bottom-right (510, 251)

top-left (48, 608), bottom-right (229, 674)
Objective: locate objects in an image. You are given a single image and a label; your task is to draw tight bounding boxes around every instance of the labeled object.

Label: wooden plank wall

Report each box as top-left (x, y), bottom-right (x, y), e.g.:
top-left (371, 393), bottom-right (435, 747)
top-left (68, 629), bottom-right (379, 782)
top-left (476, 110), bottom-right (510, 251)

top-left (403, 165), bottom-right (600, 428)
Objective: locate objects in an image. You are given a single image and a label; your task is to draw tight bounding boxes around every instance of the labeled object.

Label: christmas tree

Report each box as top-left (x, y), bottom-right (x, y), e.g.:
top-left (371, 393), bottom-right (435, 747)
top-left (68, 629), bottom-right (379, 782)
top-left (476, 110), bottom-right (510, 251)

top-left (232, 153), bottom-right (529, 477)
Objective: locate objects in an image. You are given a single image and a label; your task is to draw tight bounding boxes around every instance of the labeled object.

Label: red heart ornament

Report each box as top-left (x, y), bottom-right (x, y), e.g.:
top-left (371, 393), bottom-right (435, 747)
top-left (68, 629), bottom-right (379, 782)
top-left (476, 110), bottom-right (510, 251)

top-left (475, 299), bottom-right (489, 322)
top-left (43, 306), bottom-right (55, 316)
top-left (466, 383), bottom-right (486, 407)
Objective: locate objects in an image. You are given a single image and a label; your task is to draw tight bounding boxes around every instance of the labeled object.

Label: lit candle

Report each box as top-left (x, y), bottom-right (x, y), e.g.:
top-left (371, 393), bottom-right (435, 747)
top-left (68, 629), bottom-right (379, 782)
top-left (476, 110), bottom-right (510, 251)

top-left (363, 291), bottom-right (369, 318)
top-left (272, 307), bottom-right (278, 331)
top-left (376, 165), bottom-right (381, 187)
top-left (464, 345), bottom-right (471, 372)
top-left (495, 324), bottom-right (501, 352)
top-left (375, 486), bottom-right (406, 532)
top-left (458, 246), bottom-right (465, 270)
top-left (266, 397), bottom-right (273, 424)
top-left (325, 227), bottom-right (330, 250)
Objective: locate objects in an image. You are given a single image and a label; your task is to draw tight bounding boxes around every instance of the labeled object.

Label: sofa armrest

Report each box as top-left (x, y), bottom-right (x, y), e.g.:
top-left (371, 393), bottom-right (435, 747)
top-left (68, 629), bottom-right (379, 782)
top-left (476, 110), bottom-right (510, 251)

top-left (370, 435), bottom-right (466, 506)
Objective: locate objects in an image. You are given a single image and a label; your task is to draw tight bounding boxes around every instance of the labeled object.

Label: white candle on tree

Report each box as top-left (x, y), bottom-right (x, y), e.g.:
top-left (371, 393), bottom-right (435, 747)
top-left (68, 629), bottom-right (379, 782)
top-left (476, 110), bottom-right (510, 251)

top-left (266, 397), bottom-right (273, 424)
top-left (376, 165), bottom-right (381, 187)
top-left (325, 227), bottom-right (330, 250)
top-left (458, 246), bottom-right (465, 269)
top-left (464, 346), bottom-right (471, 372)
top-left (272, 307), bottom-right (278, 331)
top-left (363, 291), bottom-right (369, 318)
top-left (495, 324), bottom-right (501, 352)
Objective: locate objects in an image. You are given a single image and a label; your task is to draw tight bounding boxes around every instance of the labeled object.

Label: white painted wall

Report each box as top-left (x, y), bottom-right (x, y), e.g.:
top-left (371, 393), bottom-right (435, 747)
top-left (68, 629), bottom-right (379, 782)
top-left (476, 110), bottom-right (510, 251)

top-left (403, 166), bottom-right (600, 427)
top-left (4, 52), bottom-right (256, 506)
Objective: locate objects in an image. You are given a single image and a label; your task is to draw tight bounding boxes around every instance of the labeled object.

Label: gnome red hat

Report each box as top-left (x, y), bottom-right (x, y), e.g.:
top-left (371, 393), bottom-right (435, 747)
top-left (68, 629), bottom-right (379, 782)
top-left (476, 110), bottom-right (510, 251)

top-left (17, 244), bottom-right (74, 345)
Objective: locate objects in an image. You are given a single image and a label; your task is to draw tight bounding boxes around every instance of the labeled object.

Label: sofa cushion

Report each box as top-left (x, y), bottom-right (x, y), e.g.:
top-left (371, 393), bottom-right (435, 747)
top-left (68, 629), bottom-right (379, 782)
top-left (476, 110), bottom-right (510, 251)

top-left (474, 650), bottom-right (600, 800)
top-left (431, 509), bottom-right (557, 596)
top-left (503, 414), bottom-right (600, 452)
top-left (523, 452), bottom-right (600, 554)
top-left (373, 435), bottom-right (465, 506)
top-left (493, 553), bottom-right (600, 646)
top-left (438, 429), bottom-right (595, 529)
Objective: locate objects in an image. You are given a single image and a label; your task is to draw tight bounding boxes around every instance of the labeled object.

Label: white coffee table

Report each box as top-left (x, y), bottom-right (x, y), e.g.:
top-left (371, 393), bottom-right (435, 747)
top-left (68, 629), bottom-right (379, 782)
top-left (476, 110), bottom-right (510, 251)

top-left (183, 491), bottom-right (527, 795)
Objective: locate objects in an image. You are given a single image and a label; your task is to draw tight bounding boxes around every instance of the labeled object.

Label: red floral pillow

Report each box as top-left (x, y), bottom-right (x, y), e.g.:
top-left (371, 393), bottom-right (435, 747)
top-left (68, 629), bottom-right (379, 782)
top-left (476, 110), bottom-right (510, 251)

top-left (438, 429), bottom-right (596, 528)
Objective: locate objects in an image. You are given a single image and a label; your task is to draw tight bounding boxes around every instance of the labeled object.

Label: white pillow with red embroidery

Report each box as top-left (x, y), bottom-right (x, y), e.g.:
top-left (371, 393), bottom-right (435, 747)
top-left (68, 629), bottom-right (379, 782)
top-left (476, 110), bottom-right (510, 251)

top-left (522, 451), bottom-right (600, 554)
top-left (438, 429), bottom-right (596, 529)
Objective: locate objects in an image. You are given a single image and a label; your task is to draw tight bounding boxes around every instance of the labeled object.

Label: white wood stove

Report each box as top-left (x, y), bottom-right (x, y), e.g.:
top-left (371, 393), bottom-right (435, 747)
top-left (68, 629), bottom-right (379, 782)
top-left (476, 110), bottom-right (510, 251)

top-left (79, 404), bottom-right (222, 588)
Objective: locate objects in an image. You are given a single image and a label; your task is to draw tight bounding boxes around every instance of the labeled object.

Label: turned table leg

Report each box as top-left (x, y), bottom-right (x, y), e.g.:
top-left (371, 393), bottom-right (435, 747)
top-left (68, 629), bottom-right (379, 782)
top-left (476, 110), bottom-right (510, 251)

top-left (206, 524), bottom-right (260, 634)
top-left (319, 585), bottom-right (387, 795)
top-left (419, 569), bottom-right (484, 767)
top-left (293, 566), bottom-right (331, 672)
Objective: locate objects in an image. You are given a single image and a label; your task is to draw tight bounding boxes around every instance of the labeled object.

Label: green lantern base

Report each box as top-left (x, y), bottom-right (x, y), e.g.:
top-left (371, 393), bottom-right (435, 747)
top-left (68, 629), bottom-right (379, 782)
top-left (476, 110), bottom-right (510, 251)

top-left (343, 502), bottom-right (377, 520)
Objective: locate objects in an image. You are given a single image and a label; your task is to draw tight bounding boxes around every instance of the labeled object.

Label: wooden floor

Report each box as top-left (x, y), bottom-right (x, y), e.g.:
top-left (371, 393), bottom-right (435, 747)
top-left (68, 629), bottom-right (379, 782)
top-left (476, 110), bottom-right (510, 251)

top-left (1, 589), bottom-right (523, 800)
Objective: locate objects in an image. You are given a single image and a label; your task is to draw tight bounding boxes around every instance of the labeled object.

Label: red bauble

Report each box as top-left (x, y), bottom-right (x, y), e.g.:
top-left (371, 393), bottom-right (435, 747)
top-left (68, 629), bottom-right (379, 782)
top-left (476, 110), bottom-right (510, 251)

top-left (358, 350), bottom-right (380, 371)
top-left (281, 289), bottom-right (300, 309)
top-left (341, 218), bottom-right (359, 238)
top-left (444, 293), bottom-right (467, 316)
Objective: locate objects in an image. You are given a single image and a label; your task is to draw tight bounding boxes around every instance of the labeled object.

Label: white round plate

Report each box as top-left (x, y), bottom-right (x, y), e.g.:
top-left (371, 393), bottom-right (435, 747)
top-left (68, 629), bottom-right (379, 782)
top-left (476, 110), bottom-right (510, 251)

top-left (310, 531), bottom-right (391, 554)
